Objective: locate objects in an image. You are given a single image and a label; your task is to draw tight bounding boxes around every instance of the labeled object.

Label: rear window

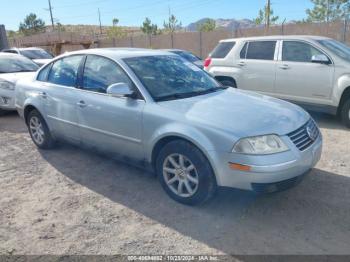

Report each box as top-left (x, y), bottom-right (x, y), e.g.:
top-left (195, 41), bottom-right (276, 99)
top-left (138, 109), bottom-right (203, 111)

top-left (245, 41), bottom-right (276, 60)
top-left (211, 42), bottom-right (235, 58)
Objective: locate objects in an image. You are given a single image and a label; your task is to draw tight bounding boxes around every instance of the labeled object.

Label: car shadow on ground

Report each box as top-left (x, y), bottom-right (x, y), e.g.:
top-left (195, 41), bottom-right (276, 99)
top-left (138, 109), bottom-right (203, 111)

top-left (39, 141), bottom-right (350, 254)
top-left (308, 111), bottom-right (347, 131)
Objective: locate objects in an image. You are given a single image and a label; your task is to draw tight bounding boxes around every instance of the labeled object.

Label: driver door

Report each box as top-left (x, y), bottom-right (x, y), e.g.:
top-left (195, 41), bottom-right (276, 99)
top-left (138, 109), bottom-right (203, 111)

top-left (76, 55), bottom-right (145, 160)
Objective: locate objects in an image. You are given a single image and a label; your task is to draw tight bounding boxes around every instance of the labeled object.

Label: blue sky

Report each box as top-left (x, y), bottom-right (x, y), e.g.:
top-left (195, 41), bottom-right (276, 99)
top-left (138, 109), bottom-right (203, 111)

top-left (1, 0), bottom-right (313, 30)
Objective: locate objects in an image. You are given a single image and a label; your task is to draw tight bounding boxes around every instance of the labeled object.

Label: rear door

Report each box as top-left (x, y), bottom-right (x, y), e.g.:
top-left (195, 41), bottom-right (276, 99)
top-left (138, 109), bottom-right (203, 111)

top-left (238, 40), bottom-right (278, 94)
top-left (43, 55), bottom-right (85, 143)
top-left (76, 55), bottom-right (145, 160)
top-left (275, 40), bottom-right (334, 104)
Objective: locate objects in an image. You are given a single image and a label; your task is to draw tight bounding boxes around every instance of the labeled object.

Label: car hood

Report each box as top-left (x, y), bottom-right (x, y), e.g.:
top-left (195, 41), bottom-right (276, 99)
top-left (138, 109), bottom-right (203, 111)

top-left (0, 72), bottom-right (36, 84)
top-left (158, 88), bottom-right (309, 138)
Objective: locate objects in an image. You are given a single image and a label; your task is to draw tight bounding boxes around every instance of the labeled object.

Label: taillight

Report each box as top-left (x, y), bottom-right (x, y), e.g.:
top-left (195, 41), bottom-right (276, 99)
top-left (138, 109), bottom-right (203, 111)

top-left (204, 57), bottom-right (211, 68)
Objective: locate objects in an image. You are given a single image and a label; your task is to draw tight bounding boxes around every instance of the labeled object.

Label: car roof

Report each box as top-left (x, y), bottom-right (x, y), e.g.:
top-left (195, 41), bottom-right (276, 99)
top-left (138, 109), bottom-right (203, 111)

top-left (0, 52), bottom-right (25, 58)
top-left (58, 48), bottom-right (177, 60)
top-left (220, 35), bottom-right (332, 42)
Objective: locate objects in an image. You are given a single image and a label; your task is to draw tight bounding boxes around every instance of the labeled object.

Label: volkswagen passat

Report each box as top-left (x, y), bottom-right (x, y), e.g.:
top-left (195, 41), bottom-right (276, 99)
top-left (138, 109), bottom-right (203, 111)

top-left (15, 49), bottom-right (322, 205)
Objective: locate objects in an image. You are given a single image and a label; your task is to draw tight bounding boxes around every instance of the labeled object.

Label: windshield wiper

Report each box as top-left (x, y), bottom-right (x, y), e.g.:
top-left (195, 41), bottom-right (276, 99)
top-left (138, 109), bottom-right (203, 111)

top-left (155, 87), bottom-right (223, 102)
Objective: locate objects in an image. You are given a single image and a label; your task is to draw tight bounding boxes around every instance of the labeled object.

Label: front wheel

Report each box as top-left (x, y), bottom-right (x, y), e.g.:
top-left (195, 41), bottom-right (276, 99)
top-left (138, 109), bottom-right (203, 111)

top-left (156, 140), bottom-right (217, 205)
top-left (27, 110), bottom-right (56, 149)
top-left (340, 98), bottom-right (350, 128)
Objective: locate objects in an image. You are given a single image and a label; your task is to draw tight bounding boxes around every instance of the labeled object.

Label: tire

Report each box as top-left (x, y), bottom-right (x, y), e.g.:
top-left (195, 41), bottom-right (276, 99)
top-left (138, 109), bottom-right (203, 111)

top-left (0, 109), bottom-right (5, 116)
top-left (340, 98), bottom-right (350, 128)
top-left (220, 79), bottom-right (236, 88)
top-left (27, 109), bottom-right (56, 149)
top-left (156, 140), bottom-right (217, 205)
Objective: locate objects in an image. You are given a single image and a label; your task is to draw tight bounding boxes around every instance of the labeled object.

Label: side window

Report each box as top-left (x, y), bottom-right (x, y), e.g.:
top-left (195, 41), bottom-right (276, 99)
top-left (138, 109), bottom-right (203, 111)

top-left (37, 64), bottom-right (52, 82)
top-left (82, 55), bottom-right (134, 93)
top-left (282, 41), bottom-right (325, 63)
top-left (211, 42), bottom-right (235, 59)
top-left (246, 41), bottom-right (276, 60)
top-left (240, 42), bottom-right (248, 59)
top-left (47, 55), bottom-right (83, 87)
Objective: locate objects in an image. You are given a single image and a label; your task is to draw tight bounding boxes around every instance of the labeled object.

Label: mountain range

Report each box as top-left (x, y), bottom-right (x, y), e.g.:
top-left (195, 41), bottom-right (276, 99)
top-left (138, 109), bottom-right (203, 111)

top-left (186, 18), bottom-right (257, 31)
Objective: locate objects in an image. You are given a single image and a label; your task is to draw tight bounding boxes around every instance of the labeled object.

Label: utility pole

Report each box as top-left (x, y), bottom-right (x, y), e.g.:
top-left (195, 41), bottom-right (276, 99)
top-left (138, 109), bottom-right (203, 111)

top-left (266, 0), bottom-right (271, 29)
top-left (48, 0), bottom-right (55, 30)
top-left (98, 8), bottom-right (102, 35)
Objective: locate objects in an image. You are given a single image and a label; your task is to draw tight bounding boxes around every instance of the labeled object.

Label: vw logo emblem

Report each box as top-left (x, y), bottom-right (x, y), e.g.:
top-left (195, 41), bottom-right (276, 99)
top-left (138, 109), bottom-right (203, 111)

top-left (306, 125), bottom-right (317, 141)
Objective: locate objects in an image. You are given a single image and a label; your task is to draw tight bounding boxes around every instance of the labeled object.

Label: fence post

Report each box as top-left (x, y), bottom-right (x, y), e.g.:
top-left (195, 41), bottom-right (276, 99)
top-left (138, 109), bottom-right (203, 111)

top-left (199, 31), bottom-right (203, 59)
top-left (113, 37), bottom-right (116, 47)
top-left (171, 33), bottom-right (174, 48)
top-left (130, 36), bottom-right (133, 47)
top-left (343, 18), bottom-right (348, 43)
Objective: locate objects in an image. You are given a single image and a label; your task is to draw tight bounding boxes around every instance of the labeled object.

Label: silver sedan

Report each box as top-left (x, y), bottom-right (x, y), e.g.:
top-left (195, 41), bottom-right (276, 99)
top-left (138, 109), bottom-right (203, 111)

top-left (15, 48), bottom-right (322, 205)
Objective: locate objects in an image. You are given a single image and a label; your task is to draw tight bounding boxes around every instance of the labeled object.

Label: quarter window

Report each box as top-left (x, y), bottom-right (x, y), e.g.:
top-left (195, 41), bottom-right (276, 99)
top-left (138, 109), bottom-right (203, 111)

top-left (245, 41), bottom-right (276, 60)
top-left (37, 64), bottom-right (51, 82)
top-left (211, 42), bottom-right (235, 58)
top-left (282, 41), bottom-right (326, 63)
top-left (47, 56), bottom-right (83, 87)
top-left (82, 55), bottom-right (133, 93)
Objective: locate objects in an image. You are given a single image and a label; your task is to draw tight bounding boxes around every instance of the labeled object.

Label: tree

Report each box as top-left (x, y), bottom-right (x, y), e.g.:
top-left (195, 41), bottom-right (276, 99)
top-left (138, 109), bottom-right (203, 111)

top-left (163, 14), bottom-right (182, 33)
top-left (107, 18), bottom-right (126, 38)
top-left (254, 5), bottom-right (279, 26)
top-left (19, 13), bottom-right (45, 36)
top-left (197, 19), bottom-right (216, 32)
top-left (306, 0), bottom-right (350, 23)
top-left (141, 17), bottom-right (159, 35)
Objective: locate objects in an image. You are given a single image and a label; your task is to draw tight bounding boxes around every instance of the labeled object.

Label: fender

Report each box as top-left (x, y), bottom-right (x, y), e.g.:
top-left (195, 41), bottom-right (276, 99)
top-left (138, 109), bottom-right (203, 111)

top-left (334, 74), bottom-right (350, 106)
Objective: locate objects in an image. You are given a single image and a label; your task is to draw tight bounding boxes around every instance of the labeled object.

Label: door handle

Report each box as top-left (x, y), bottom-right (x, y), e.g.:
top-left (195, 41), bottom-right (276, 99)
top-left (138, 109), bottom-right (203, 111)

top-left (38, 92), bottom-right (47, 98)
top-left (77, 100), bottom-right (87, 108)
top-left (237, 61), bottom-right (246, 67)
top-left (279, 64), bottom-right (290, 70)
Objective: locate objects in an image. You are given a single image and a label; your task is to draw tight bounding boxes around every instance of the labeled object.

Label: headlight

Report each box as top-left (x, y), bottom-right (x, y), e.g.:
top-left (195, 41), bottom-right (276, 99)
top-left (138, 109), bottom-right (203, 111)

top-left (233, 135), bottom-right (289, 155)
top-left (0, 80), bottom-right (15, 90)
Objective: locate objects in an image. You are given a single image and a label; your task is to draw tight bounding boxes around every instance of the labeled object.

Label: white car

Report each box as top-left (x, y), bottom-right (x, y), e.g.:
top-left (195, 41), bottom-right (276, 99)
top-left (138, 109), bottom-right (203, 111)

top-left (0, 53), bottom-right (38, 115)
top-left (204, 36), bottom-right (350, 127)
top-left (2, 47), bottom-right (53, 66)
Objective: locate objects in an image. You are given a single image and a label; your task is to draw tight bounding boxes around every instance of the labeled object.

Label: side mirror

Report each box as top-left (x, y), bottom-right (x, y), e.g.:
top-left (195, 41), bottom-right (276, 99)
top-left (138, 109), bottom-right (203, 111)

top-left (106, 83), bottom-right (136, 98)
top-left (311, 54), bottom-right (330, 64)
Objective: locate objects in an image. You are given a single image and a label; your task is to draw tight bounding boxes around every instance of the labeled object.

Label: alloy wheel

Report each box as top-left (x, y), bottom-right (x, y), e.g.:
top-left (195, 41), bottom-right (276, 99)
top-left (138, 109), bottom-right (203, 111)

top-left (162, 153), bottom-right (199, 197)
top-left (29, 116), bottom-right (45, 145)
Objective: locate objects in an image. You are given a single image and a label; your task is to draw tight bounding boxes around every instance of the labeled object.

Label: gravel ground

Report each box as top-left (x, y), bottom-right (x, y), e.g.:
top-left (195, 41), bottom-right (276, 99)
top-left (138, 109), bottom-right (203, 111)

top-left (0, 111), bottom-right (349, 255)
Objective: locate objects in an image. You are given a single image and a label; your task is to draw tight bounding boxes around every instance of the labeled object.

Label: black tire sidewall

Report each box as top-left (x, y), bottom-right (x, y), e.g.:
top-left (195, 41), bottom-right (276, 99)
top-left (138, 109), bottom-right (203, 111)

top-left (156, 140), bottom-right (217, 205)
top-left (341, 99), bottom-right (350, 128)
top-left (27, 110), bottom-right (55, 149)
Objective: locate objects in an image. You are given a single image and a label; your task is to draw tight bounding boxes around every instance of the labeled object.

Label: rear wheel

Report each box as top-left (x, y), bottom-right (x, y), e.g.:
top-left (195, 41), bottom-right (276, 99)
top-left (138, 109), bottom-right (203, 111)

top-left (156, 140), bottom-right (217, 205)
top-left (0, 109), bottom-right (5, 116)
top-left (340, 98), bottom-right (350, 128)
top-left (27, 110), bottom-right (56, 149)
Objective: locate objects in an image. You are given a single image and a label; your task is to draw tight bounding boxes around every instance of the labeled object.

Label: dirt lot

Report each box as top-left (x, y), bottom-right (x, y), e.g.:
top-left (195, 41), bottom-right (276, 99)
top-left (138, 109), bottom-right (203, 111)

top-left (0, 111), bottom-right (349, 255)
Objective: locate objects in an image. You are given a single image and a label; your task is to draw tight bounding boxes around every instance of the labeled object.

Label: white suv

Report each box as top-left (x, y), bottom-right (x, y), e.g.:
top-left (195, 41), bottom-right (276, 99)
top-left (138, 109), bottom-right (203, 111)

top-left (204, 35), bottom-right (350, 127)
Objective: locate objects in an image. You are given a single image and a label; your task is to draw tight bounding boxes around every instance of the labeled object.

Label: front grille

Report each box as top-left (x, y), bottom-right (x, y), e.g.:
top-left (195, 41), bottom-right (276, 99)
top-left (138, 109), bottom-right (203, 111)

top-left (288, 119), bottom-right (319, 151)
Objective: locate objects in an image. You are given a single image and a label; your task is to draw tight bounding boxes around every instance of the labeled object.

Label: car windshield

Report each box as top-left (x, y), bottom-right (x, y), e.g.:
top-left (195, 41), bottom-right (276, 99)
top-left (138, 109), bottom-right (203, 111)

top-left (317, 39), bottom-right (350, 62)
top-left (0, 55), bottom-right (39, 73)
top-left (124, 55), bottom-right (223, 101)
top-left (171, 51), bottom-right (201, 63)
top-left (20, 49), bottom-right (53, 59)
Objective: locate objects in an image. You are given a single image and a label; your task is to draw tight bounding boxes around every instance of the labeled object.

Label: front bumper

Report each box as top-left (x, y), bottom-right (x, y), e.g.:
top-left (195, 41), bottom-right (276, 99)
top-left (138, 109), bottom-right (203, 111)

top-left (0, 89), bottom-right (16, 111)
top-left (209, 133), bottom-right (322, 191)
